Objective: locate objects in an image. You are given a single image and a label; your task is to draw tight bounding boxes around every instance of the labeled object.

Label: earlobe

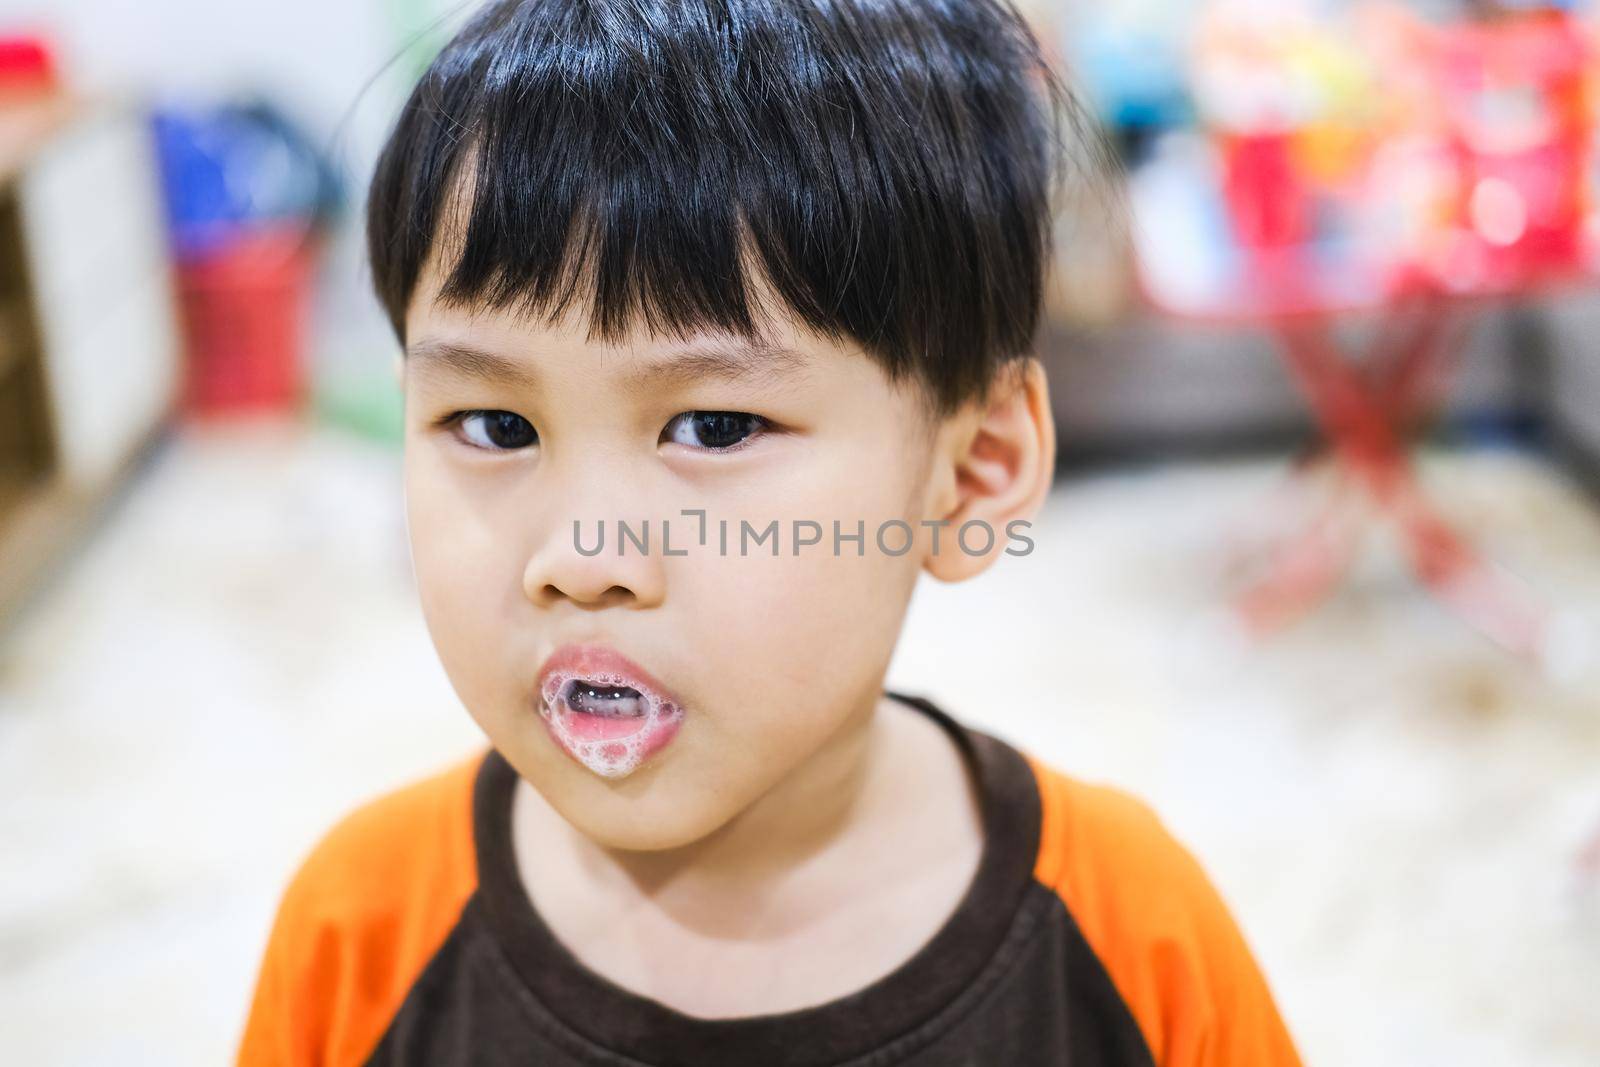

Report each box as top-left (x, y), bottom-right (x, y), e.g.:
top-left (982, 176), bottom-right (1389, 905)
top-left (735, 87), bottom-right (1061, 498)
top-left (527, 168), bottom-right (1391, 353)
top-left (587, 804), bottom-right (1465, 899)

top-left (922, 358), bottom-right (1055, 583)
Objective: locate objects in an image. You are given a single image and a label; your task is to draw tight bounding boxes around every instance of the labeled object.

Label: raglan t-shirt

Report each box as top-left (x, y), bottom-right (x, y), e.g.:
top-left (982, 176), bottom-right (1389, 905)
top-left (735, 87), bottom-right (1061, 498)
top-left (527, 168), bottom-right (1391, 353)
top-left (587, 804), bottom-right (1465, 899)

top-left (236, 691), bottom-right (1303, 1066)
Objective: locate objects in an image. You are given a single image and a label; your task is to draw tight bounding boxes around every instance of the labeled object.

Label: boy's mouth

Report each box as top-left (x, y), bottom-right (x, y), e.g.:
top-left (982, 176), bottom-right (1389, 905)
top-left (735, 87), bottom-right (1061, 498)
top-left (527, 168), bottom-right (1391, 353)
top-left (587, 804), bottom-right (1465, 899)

top-left (557, 679), bottom-right (652, 738)
top-left (535, 645), bottom-right (686, 778)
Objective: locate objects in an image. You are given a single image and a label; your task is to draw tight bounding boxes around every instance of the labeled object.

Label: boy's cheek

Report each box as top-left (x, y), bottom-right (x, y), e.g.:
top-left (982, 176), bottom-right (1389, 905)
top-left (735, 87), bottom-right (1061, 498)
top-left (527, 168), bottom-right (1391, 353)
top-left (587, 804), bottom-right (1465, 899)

top-left (403, 490), bottom-right (526, 733)
top-left (399, 453), bottom-right (921, 835)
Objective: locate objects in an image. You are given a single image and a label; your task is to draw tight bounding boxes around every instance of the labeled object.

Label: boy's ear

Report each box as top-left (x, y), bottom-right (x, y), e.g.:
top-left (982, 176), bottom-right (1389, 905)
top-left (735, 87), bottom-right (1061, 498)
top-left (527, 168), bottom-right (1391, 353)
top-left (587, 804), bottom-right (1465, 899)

top-left (921, 357), bottom-right (1055, 583)
top-left (393, 351), bottom-right (405, 388)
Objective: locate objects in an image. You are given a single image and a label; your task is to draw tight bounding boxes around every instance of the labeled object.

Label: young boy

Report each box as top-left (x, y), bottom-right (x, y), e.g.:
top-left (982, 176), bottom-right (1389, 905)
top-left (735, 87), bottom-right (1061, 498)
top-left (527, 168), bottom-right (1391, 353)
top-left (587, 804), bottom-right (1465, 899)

top-left (238, 0), bottom-right (1303, 1063)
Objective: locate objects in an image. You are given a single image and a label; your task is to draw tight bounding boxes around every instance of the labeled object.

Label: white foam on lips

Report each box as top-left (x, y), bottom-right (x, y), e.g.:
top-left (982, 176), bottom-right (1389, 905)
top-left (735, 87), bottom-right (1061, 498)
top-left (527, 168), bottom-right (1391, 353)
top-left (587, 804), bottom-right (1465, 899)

top-left (538, 669), bottom-right (684, 778)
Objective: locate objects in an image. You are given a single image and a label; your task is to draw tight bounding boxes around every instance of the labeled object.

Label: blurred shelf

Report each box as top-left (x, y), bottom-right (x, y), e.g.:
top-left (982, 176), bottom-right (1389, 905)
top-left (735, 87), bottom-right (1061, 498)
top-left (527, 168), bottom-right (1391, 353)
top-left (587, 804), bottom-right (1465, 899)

top-left (0, 417), bottom-right (169, 629)
top-left (0, 99), bottom-right (180, 628)
top-left (0, 475), bottom-right (84, 623)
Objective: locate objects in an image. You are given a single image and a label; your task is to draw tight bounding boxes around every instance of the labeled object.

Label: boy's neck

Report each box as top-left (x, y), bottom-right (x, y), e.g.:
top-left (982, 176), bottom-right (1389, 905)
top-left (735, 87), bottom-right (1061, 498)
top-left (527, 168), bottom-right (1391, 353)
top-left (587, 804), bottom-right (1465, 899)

top-left (512, 689), bottom-right (981, 942)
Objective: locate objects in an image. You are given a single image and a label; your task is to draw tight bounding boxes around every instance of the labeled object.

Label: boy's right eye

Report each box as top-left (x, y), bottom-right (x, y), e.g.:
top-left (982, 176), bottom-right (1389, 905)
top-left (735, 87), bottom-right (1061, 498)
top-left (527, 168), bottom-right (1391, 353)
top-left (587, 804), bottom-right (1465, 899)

top-left (452, 410), bottom-right (539, 451)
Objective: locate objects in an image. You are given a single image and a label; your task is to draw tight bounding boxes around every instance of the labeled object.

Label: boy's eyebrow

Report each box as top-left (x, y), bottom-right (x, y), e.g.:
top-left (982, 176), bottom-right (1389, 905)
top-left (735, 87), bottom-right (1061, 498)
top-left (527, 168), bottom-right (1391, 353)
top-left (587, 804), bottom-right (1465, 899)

top-left (407, 340), bottom-right (541, 391)
top-left (406, 338), bottom-right (812, 393)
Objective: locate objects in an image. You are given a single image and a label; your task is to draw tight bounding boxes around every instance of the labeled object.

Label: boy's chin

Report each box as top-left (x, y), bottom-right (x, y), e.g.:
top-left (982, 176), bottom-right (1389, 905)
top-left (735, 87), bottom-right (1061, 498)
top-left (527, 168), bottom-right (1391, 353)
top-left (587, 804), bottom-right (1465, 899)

top-left (555, 798), bottom-right (736, 853)
top-left (512, 743), bottom-right (751, 853)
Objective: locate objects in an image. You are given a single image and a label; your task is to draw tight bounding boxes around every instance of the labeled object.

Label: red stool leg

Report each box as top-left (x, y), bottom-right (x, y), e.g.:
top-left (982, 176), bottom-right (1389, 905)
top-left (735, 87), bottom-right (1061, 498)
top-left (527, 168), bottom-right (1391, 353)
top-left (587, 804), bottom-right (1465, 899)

top-left (1233, 469), bottom-right (1364, 635)
top-left (1233, 302), bottom-right (1548, 656)
top-left (1384, 469), bottom-right (1548, 657)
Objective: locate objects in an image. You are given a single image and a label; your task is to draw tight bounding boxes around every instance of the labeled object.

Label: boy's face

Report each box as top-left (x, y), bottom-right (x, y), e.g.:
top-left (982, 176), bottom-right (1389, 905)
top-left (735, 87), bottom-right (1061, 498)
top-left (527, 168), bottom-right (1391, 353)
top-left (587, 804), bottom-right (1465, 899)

top-left (400, 258), bottom-right (969, 851)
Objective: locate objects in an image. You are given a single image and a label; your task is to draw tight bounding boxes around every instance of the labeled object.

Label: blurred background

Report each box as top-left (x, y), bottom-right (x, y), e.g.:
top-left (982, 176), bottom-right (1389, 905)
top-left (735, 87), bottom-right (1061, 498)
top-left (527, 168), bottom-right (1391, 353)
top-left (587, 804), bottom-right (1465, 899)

top-left (1, 0), bottom-right (1598, 1062)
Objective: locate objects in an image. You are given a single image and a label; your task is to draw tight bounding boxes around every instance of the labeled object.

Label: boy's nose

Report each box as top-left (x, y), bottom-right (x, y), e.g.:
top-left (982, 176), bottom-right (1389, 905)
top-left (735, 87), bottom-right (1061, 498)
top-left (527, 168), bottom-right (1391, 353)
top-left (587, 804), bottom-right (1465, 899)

top-left (520, 509), bottom-right (667, 611)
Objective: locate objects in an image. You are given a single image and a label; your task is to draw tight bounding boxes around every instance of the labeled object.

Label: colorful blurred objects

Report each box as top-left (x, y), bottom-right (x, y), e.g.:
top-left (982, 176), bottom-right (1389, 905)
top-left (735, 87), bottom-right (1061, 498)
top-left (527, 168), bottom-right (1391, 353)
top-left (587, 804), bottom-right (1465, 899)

top-left (1125, 0), bottom-right (1600, 661)
top-left (1136, 1), bottom-right (1599, 314)
top-left (0, 34), bottom-right (58, 97)
top-left (1071, 10), bottom-right (1193, 163)
top-left (151, 102), bottom-right (342, 417)
top-left (1430, 7), bottom-right (1595, 289)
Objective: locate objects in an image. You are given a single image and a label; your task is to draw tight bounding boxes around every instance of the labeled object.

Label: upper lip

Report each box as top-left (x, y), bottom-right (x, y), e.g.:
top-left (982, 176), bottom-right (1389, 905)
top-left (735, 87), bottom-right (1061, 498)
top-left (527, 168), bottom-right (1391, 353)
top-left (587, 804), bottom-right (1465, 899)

top-left (535, 643), bottom-right (683, 711)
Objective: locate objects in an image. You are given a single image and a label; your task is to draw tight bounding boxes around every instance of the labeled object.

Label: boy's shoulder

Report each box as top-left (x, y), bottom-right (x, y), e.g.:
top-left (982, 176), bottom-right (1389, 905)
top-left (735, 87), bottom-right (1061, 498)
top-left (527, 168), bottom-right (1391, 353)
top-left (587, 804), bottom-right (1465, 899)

top-left (236, 752), bottom-right (485, 1066)
top-left (1019, 752), bottom-right (1300, 1067)
top-left (270, 753), bottom-right (483, 938)
top-left (1025, 751), bottom-right (1219, 919)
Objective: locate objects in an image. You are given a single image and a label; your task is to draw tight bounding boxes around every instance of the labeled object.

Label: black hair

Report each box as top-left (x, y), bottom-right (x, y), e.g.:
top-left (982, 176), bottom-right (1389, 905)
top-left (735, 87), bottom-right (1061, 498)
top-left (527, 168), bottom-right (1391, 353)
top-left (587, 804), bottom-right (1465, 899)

top-left (367, 0), bottom-right (1106, 417)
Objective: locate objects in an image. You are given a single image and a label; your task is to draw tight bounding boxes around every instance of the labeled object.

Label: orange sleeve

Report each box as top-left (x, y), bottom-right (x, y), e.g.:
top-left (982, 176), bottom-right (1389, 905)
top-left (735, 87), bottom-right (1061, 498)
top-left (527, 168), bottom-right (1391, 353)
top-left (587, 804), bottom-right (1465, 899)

top-left (1026, 754), bottom-right (1303, 1067)
top-left (235, 754), bottom-right (483, 1067)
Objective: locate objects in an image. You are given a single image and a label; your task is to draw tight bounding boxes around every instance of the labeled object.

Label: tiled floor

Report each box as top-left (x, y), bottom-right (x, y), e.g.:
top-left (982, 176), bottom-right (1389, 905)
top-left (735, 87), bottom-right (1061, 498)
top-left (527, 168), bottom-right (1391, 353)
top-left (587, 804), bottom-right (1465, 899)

top-left (2, 416), bottom-right (1598, 1064)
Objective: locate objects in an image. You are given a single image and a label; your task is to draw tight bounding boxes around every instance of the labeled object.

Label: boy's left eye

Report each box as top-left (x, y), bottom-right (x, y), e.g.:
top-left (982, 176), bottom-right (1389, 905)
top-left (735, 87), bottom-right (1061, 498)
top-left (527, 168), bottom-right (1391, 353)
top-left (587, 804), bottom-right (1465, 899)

top-left (661, 411), bottom-right (770, 452)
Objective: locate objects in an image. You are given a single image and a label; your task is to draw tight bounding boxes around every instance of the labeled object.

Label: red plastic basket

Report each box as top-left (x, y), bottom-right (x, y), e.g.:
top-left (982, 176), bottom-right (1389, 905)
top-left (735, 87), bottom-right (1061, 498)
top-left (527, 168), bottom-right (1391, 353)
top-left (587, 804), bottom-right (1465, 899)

top-left (174, 225), bottom-right (312, 416)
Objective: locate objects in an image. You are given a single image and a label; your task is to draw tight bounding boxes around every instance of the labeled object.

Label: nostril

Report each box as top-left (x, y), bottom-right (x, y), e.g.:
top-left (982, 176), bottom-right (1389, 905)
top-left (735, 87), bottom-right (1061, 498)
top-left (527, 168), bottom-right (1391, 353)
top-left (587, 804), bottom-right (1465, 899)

top-left (595, 585), bottom-right (637, 606)
top-left (535, 583), bottom-right (637, 609)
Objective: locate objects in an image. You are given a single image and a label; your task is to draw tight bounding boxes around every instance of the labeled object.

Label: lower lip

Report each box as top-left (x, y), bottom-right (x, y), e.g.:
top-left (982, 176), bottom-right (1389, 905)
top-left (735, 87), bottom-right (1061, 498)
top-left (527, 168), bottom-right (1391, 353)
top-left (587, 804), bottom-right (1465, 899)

top-left (537, 679), bottom-right (685, 779)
